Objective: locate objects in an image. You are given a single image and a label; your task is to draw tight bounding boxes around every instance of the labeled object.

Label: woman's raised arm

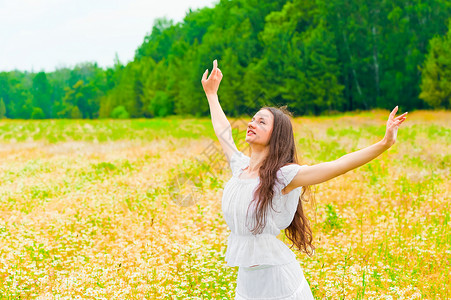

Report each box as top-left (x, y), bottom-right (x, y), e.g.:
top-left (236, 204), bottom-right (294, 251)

top-left (283, 106), bottom-right (408, 193)
top-left (201, 59), bottom-right (238, 162)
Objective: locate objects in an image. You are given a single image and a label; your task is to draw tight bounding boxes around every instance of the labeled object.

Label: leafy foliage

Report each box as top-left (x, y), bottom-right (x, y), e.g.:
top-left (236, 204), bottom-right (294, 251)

top-left (1, 0), bottom-right (451, 119)
top-left (110, 105), bottom-right (130, 119)
top-left (419, 20), bottom-right (451, 109)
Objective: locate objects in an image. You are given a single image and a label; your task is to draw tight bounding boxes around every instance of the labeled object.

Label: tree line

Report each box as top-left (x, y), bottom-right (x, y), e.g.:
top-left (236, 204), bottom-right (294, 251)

top-left (0, 0), bottom-right (450, 119)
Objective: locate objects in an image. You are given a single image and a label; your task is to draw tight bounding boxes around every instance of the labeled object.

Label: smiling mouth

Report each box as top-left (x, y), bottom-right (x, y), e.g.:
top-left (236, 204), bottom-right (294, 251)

top-left (247, 129), bottom-right (256, 135)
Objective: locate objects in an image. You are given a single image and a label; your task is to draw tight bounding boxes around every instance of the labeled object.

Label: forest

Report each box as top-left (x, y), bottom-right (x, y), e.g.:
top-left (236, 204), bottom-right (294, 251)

top-left (0, 0), bottom-right (450, 119)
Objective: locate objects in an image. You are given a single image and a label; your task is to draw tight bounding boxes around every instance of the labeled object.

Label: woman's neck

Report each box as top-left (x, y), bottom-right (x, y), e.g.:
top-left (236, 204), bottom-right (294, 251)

top-left (247, 146), bottom-right (269, 173)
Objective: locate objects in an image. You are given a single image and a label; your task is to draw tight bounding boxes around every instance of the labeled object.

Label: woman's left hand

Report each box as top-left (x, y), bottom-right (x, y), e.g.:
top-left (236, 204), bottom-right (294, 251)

top-left (383, 106), bottom-right (408, 147)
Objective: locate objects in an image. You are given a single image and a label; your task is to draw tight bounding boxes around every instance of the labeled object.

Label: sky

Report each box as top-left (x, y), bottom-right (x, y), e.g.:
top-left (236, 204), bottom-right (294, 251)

top-left (0, 0), bottom-right (217, 72)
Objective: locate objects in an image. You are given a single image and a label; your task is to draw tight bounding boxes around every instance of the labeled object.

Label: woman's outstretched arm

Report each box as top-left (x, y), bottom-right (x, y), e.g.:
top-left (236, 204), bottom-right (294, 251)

top-left (283, 106), bottom-right (408, 193)
top-left (201, 59), bottom-right (238, 162)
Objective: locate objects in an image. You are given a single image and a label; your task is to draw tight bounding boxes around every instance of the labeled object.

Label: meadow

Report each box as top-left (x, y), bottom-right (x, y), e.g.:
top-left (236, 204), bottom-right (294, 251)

top-left (0, 109), bottom-right (449, 299)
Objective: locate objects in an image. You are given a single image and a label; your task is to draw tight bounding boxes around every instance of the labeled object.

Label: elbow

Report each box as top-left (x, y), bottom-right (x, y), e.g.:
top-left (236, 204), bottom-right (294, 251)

top-left (334, 159), bottom-right (350, 177)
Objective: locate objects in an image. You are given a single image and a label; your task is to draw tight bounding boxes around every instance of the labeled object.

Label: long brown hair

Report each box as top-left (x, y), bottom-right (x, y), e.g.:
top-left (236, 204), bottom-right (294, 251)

top-left (244, 105), bottom-right (315, 256)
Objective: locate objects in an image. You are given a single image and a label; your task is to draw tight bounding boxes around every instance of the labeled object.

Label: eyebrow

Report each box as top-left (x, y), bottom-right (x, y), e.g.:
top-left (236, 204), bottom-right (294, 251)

top-left (252, 114), bottom-right (269, 120)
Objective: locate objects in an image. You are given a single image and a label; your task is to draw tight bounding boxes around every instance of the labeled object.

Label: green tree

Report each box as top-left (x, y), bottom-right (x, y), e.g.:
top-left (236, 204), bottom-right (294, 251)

top-left (419, 21), bottom-right (451, 109)
top-left (249, 0), bottom-right (344, 115)
top-left (111, 105), bottom-right (130, 119)
top-left (31, 107), bottom-right (45, 119)
top-left (0, 98), bottom-right (6, 118)
top-left (32, 72), bottom-right (52, 118)
top-left (149, 91), bottom-right (173, 117)
top-left (2, 0), bottom-right (451, 118)
top-left (59, 80), bottom-right (101, 118)
top-left (70, 106), bottom-right (83, 119)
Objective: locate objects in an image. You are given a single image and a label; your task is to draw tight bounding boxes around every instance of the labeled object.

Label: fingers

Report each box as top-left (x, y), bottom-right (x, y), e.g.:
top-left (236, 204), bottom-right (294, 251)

top-left (393, 117), bottom-right (406, 127)
top-left (388, 114), bottom-right (407, 126)
top-left (394, 112), bottom-right (408, 120)
top-left (201, 69), bottom-right (208, 82)
top-left (203, 60), bottom-right (221, 82)
top-left (211, 59), bottom-right (218, 77)
top-left (389, 106), bottom-right (398, 120)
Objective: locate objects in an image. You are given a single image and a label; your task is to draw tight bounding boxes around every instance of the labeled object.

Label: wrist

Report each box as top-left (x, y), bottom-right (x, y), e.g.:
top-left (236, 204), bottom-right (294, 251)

top-left (380, 138), bottom-right (392, 150)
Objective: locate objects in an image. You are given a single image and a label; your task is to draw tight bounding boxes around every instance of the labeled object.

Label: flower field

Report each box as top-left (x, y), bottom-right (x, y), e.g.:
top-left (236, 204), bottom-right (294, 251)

top-left (0, 109), bottom-right (449, 299)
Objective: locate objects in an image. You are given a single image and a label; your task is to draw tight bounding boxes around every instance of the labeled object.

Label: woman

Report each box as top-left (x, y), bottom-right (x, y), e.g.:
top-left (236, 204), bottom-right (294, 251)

top-left (201, 59), bottom-right (407, 299)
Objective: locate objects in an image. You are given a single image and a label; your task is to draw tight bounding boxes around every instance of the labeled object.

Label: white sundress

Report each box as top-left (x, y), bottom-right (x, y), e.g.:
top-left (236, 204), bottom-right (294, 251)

top-left (222, 150), bottom-right (315, 300)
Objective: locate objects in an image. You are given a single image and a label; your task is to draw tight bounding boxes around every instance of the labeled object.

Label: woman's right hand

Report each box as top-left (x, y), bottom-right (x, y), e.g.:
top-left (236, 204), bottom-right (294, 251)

top-left (201, 59), bottom-right (223, 96)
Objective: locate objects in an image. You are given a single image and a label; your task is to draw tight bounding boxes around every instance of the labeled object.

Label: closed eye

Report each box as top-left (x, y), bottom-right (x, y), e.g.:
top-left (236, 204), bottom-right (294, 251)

top-left (252, 117), bottom-right (265, 124)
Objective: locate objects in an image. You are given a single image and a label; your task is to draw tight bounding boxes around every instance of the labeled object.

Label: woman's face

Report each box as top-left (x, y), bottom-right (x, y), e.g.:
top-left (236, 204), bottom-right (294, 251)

top-left (245, 109), bottom-right (274, 146)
